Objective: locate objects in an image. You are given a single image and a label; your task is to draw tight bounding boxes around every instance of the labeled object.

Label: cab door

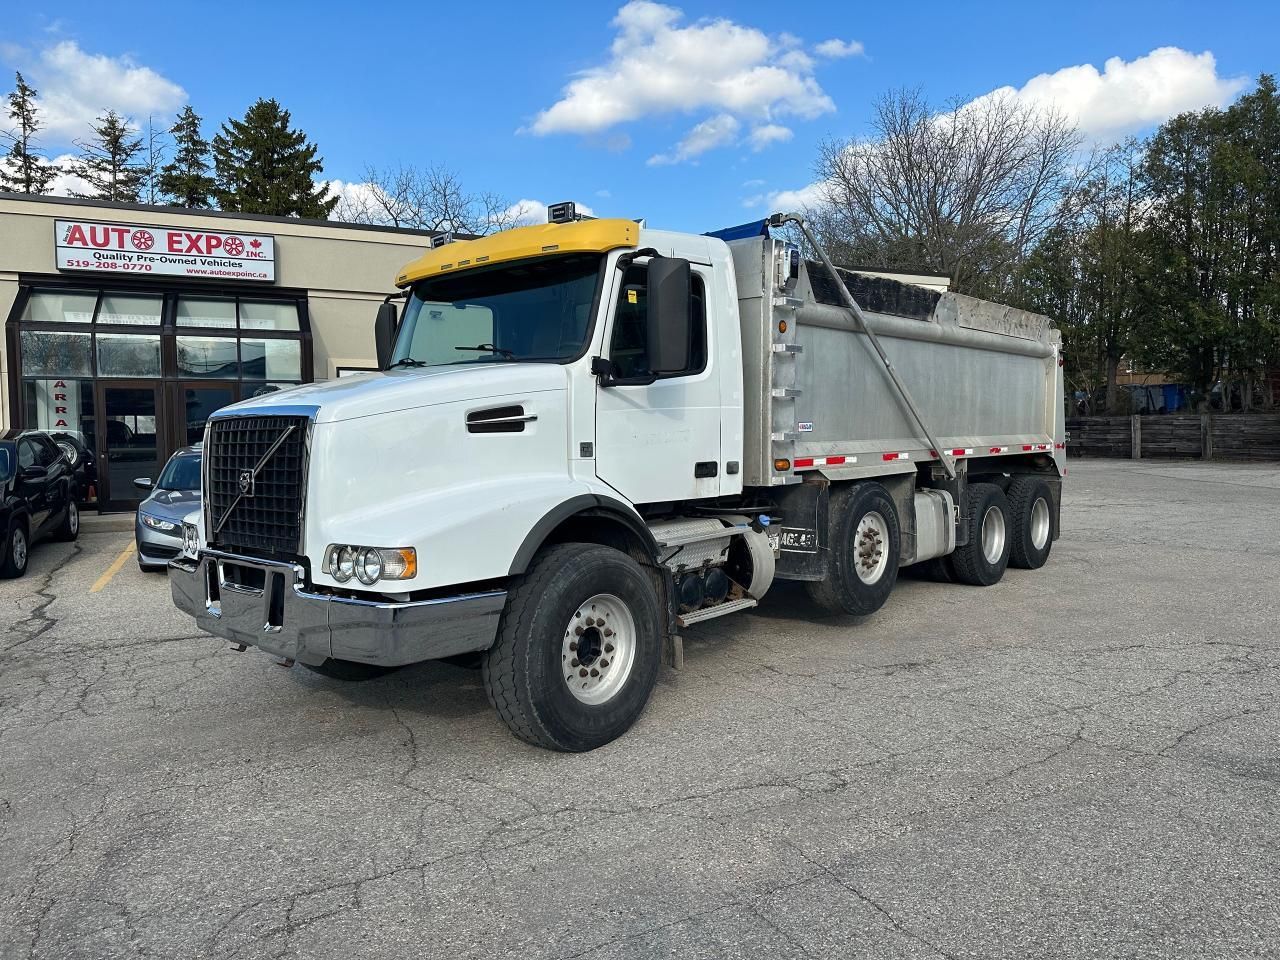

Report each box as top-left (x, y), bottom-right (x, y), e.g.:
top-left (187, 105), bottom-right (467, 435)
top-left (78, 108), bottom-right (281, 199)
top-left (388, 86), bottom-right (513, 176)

top-left (15, 438), bottom-right (52, 531)
top-left (594, 260), bottom-right (721, 505)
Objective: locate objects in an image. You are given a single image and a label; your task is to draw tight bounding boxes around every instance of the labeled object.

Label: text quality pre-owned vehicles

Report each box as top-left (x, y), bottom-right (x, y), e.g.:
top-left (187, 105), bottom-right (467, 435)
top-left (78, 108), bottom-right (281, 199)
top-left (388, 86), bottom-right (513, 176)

top-left (135, 446), bottom-right (202, 571)
top-left (0, 430), bottom-right (80, 578)
top-left (170, 206), bottom-right (1066, 751)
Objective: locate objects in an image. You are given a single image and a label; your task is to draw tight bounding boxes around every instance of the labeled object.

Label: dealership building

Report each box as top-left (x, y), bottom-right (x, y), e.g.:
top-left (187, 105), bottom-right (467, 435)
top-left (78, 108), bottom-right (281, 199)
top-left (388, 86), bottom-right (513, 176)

top-left (1, 193), bottom-right (436, 508)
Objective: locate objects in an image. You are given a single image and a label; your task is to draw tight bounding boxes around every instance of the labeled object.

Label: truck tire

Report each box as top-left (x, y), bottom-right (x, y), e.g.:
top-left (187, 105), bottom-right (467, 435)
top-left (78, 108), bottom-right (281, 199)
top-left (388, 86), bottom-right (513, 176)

top-left (0, 521), bottom-right (29, 579)
top-left (805, 482), bottom-right (900, 616)
top-left (303, 658), bottom-right (401, 681)
top-left (1007, 477), bottom-right (1055, 569)
top-left (483, 542), bottom-right (662, 752)
top-left (947, 483), bottom-right (1012, 586)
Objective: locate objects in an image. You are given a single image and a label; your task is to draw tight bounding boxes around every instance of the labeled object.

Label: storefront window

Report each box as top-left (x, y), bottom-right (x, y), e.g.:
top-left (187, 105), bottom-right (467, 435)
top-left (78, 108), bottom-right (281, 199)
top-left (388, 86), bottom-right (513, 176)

top-left (241, 338), bottom-right (302, 381)
top-left (20, 330), bottom-right (93, 376)
top-left (20, 290), bottom-right (96, 324)
top-left (98, 293), bottom-right (163, 326)
top-left (176, 336), bottom-right (239, 378)
top-left (182, 386), bottom-right (235, 445)
top-left (97, 333), bottom-right (162, 378)
top-left (240, 300), bottom-right (300, 331)
top-left (177, 297), bottom-right (236, 329)
top-left (22, 378), bottom-right (96, 441)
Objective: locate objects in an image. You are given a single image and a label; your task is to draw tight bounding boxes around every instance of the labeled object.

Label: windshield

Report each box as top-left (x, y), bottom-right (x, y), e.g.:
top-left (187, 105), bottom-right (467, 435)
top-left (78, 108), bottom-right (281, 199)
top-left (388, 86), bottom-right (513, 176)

top-left (157, 454), bottom-right (201, 491)
top-left (391, 254), bottom-right (603, 367)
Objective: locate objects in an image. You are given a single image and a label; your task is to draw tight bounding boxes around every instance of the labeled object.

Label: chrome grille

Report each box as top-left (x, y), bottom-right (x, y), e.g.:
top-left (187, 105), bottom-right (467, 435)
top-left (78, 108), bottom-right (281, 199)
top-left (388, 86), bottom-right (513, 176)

top-left (206, 415), bottom-right (308, 558)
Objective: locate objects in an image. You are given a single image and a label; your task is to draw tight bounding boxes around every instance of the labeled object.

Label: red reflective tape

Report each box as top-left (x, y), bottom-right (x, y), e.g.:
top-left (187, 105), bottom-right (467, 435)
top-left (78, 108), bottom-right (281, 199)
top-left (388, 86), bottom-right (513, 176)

top-left (950, 448), bottom-right (973, 456)
top-left (794, 457), bottom-right (814, 468)
top-left (1022, 445), bottom-right (1033, 451)
top-left (1054, 442), bottom-right (1065, 449)
top-left (989, 446), bottom-right (1006, 454)
top-left (882, 452), bottom-right (908, 461)
top-left (826, 455), bottom-right (846, 465)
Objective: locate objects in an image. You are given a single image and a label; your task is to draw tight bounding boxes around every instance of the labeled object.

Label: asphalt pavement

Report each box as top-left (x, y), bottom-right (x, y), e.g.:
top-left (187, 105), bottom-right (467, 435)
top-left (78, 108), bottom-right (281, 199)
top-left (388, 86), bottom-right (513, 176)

top-left (1, 459), bottom-right (1277, 959)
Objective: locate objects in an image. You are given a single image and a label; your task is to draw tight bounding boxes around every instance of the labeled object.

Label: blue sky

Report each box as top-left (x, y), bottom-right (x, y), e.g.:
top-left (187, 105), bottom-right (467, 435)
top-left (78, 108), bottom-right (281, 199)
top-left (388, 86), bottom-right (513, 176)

top-left (2, 1), bottom-right (1276, 232)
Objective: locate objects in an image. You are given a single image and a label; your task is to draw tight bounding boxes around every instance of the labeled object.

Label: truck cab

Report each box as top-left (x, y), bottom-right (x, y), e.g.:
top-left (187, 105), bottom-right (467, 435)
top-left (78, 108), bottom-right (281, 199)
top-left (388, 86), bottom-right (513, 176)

top-left (170, 207), bottom-right (1065, 751)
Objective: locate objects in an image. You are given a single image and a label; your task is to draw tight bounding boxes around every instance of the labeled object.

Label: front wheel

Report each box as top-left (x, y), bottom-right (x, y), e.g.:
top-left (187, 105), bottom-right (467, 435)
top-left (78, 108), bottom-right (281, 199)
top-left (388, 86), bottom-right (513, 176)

top-left (483, 543), bottom-right (662, 751)
top-left (0, 523), bottom-right (29, 579)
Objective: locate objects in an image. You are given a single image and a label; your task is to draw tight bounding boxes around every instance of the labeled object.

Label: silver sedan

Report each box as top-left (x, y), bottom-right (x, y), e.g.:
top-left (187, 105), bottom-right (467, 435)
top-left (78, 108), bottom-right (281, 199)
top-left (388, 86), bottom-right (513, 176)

top-left (134, 447), bottom-right (201, 572)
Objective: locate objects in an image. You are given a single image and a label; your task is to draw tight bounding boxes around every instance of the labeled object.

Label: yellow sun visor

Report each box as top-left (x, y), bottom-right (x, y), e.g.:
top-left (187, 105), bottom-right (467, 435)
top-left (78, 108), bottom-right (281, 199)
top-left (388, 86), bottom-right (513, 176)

top-left (395, 219), bottom-right (639, 287)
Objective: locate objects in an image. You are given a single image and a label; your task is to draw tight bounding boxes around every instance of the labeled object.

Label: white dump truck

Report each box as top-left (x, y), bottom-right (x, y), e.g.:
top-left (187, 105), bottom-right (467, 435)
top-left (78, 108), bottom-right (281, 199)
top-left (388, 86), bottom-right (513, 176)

top-left (170, 206), bottom-right (1065, 751)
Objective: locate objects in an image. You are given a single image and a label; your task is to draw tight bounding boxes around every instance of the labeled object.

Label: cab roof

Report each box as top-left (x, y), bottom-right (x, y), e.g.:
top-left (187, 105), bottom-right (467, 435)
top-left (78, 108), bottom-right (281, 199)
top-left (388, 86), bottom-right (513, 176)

top-left (395, 218), bottom-right (639, 287)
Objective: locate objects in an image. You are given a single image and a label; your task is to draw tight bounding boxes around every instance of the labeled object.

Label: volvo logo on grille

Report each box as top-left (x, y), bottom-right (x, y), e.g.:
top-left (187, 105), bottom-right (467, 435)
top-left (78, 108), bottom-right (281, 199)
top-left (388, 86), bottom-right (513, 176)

top-left (238, 470), bottom-right (255, 497)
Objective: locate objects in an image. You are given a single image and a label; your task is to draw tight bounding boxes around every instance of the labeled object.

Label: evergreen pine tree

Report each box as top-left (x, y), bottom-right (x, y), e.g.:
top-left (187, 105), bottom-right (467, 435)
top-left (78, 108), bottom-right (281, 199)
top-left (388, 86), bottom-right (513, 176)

top-left (212, 98), bottom-right (337, 218)
top-left (0, 72), bottom-right (55, 194)
top-left (158, 105), bottom-right (215, 208)
top-left (72, 110), bottom-right (146, 202)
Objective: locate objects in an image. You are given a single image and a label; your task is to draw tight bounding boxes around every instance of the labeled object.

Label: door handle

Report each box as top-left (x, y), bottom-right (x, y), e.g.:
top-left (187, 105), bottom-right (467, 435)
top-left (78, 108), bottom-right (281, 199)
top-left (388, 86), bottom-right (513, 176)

top-left (694, 461), bottom-right (718, 478)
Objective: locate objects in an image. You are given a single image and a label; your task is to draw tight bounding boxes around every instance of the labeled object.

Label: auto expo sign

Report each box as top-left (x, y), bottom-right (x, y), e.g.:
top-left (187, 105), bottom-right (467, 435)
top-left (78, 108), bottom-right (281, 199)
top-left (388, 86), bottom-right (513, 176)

top-left (55, 218), bottom-right (276, 281)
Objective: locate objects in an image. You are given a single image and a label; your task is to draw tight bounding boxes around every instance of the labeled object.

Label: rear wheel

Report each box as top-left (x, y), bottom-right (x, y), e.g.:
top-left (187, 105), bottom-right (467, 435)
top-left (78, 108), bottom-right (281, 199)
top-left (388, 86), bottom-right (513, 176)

top-left (947, 483), bottom-right (1011, 586)
top-left (1007, 477), bottom-right (1054, 569)
top-left (0, 522), bottom-right (29, 579)
top-left (483, 543), bottom-right (662, 751)
top-left (55, 498), bottom-right (80, 542)
top-left (805, 482), bottom-right (901, 616)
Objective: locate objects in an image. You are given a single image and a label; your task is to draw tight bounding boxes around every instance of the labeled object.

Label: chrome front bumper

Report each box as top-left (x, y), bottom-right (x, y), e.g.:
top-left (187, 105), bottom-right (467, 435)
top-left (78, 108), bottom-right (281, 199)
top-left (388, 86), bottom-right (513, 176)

top-left (169, 549), bottom-right (506, 667)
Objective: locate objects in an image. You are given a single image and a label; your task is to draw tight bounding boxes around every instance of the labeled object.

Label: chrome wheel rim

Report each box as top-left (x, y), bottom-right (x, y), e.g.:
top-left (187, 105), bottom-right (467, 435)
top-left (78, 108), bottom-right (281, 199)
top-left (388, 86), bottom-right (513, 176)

top-left (68, 502), bottom-right (79, 536)
top-left (981, 506), bottom-right (1006, 564)
top-left (12, 529), bottom-right (27, 569)
top-left (563, 593), bottom-right (636, 705)
top-left (854, 511), bottom-right (889, 584)
top-left (1029, 497), bottom-right (1050, 550)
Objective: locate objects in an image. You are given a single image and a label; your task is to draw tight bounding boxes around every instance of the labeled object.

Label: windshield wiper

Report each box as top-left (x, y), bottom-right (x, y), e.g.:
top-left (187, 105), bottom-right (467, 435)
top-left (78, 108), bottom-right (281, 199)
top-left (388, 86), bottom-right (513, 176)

top-left (455, 343), bottom-right (516, 358)
top-left (387, 357), bottom-right (427, 368)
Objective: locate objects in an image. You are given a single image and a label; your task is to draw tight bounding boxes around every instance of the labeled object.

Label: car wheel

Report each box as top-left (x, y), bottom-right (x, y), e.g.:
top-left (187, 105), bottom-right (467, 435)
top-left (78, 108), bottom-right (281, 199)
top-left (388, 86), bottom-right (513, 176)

top-left (55, 499), bottom-right (80, 542)
top-left (0, 522), bottom-right (30, 579)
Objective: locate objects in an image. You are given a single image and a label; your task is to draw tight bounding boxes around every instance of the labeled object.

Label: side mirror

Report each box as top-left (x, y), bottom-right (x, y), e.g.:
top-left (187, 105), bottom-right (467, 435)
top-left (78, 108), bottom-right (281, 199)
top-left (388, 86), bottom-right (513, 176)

top-left (374, 301), bottom-right (399, 369)
top-left (133, 477), bottom-right (154, 491)
top-left (646, 257), bottom-right (692, 375)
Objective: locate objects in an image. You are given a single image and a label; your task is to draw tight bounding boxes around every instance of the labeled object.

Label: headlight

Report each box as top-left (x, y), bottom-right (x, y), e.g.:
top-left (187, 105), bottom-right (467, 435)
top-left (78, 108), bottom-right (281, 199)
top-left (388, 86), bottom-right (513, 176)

top-left (182, 522), bottom-right (199, 558)
top-left (355, 548), bottom-right (383, 585)
top-left (325, 544), bottom-right (416, 585)
top-left (141, 513), bottom-right (179, 533)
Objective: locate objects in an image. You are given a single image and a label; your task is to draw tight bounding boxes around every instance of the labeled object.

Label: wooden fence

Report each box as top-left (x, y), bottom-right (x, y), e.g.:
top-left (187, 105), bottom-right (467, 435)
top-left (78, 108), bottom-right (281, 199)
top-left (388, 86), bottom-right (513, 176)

top-left (1066, 415), bottom-right (1280, 461)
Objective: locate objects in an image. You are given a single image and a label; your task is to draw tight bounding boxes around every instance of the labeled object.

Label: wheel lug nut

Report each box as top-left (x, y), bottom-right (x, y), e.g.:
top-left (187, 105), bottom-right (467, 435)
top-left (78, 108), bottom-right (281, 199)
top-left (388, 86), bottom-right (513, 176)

top-left (605, 643), bottom-right (614, 653)
top-left (590, 668), bottom-right (599, 677)
top-left (579, 668), bottom-right (588, 678)
top-left (571, 659), bottom-right (580, 667)
top-left (569, 641), bottom-right (578, 651)
top-left (600, 659), bottom-right (609, 668)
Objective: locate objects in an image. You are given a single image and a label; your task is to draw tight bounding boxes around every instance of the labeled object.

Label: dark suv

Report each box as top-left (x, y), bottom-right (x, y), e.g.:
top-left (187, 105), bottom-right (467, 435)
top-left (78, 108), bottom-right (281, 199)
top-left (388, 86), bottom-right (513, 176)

top-left (0, 430), bottom-right (80, 578)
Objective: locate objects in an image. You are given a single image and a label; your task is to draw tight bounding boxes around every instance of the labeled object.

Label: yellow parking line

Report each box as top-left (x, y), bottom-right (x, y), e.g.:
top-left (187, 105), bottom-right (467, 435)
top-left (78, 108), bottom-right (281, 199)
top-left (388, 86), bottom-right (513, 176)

top-left (91, 542), bottom-right (136, 593)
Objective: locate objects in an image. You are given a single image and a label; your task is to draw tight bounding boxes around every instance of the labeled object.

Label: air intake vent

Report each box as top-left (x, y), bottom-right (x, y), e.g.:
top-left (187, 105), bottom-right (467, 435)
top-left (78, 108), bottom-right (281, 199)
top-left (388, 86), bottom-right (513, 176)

top-left (466, 405), bottom-right (536, 434)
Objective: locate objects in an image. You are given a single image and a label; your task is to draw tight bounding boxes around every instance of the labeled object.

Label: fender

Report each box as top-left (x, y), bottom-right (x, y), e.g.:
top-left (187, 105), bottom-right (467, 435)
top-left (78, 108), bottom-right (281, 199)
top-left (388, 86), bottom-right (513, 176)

top-left (508, 494), bottom-right (659, 576)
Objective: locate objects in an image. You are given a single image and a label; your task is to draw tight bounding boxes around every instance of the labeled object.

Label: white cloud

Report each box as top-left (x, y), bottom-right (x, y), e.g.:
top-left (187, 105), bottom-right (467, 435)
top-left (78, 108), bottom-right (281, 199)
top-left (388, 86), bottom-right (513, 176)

top-left (749, 124), bottom-right (793, 151)
top-left (15, 41), bottom-right (186, 143)
top-left (528, 1), bottom-right (836, 147)
top-left (648, 113), bottom-right (740, 165)
top-left (974, 46), bottom-right (1246, 142)
top-left (814, 39), bottom-right (865, 59)
top-left (755, 46), bottom-right (1249, 210)
top-left (503, 198), bottom-right (597, 226)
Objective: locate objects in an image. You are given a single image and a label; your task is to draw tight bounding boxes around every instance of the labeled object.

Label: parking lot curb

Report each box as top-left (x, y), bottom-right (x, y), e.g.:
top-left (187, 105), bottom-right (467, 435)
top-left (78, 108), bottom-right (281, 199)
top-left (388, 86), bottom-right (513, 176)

top-left (81, 512), bottom-right (135, 534)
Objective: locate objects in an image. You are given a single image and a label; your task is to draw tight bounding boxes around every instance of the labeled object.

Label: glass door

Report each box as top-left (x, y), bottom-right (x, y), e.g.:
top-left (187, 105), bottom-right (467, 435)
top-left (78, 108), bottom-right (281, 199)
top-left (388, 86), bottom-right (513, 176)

top-left (97, 382), bottom-right (165, 510)
top-left (178, 382), bottom-right (238, 447)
